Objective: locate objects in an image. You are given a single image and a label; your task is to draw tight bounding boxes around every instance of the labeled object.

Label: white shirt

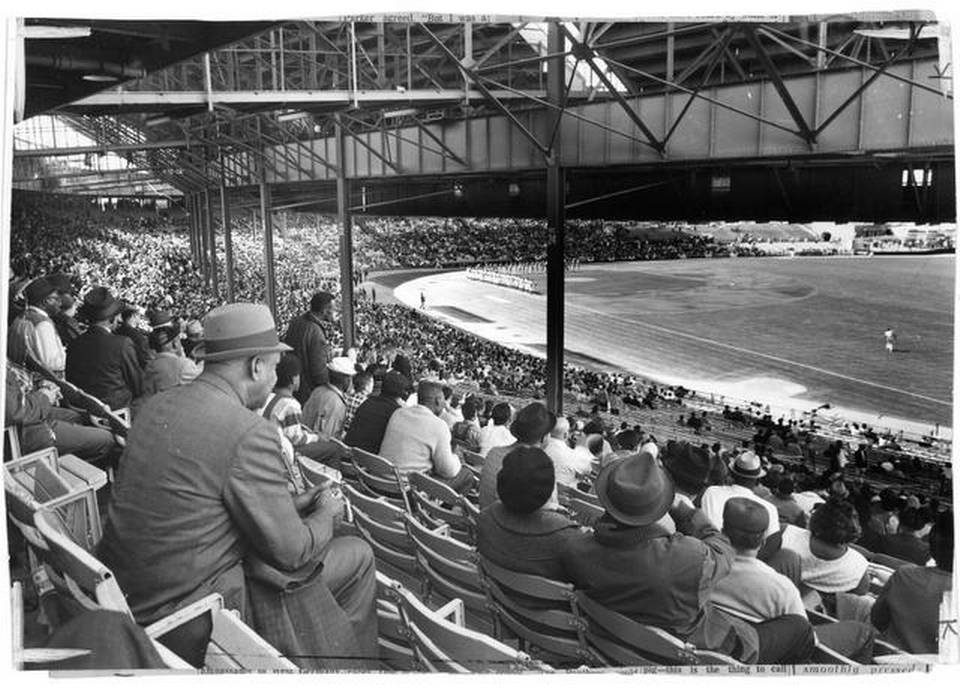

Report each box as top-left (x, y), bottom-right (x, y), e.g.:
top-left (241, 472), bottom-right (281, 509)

top-left (543, 436), bottom-right (592, 487)
top-left (379, 405), bottom-right (462, 479)
top-left (478, 423), bottom-right (516, 456)
top-left (780, 525), bottom-right (869, 594)
top-left (711, 555), bottom-right (806, 621)
top-left (18, 307), bottom-right (67, 375)
top-left (699, 483), bottom-right (781, 539)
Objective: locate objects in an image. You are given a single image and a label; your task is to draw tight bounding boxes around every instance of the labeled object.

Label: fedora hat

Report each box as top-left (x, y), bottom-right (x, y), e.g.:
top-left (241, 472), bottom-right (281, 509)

top-left (194, 303), bottom-right (292, 362)
top-left (24, 277), bottom-right (58, 305)
top-left (78, 286), bottom-right (124, 322)
top-left (663, 441), bottom-right (711, 489)
top-left (596, 451), bottom-right (675, 527)
top-left (509, 402), bottom-right (556, 443)
top-left (729, 451), bottom-right (766, 479)
top-left (147, 308), bottom-right (176, 329)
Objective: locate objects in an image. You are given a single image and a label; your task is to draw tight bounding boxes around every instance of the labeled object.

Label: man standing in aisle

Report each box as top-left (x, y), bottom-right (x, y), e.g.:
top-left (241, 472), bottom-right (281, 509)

top-left (283, 291), bottom-right (337, 404)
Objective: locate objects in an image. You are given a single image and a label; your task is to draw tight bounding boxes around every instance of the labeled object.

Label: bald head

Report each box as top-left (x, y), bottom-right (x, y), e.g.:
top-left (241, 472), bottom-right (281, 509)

top-left (418, 380), bottom-right (444, 415)
top-left (551, 417), bottom-right (570, 440)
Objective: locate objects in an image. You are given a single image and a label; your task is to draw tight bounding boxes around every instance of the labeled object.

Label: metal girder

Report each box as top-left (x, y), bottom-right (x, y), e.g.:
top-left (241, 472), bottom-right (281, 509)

top-left (544, 21), bottom-right (565, 415)
top-left (410, 117), bottom-right (469, 168)
top-left (13, 140), bottom-right (191, 157)
top-left (418, 22), bottom-right (550, 161)
top-left (339, 120), bottom-right (401, 173)
top-left (745, 26), bottom-right (817, 147)
top-left (562, 24), bottom-right (665, 156)
top-left (341, 112), bottom-right (463, 168)
top-left (220, 183), bottom-right (235, 302)
top-left (259, 181), bottom-right (277, 317)
top-left (335, 114), bottom-right (355, 349)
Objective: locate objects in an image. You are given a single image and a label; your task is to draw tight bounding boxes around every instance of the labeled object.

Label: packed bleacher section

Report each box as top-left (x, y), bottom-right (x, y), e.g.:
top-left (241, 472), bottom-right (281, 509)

top-left (5, 190), bottom-right (954, 671)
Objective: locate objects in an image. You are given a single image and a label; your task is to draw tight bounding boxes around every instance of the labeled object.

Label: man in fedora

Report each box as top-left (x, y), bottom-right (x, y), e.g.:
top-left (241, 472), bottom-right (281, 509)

top-left (560, 451), bottom-right (771, 663)
top-left (138, 324), bottom-right (202, 401)
top-left (65, 286), bottom-right (143, 411)
top-left (700, 450), bottom-right (781, 543)
top-left (662, 440), bottom-right (713, 503)
top-left (378, 379), bottom-right (473, 492)
top-left (283, 291), bottom-right (337, 404)
top-left (97, 303), bottom-right (377, 668)
top-left (478, 402), bottom-right (557, 509)
top-left (8, 276), bottom-right (67, 377)
top-left (47, 272), bottom-right (84, 348)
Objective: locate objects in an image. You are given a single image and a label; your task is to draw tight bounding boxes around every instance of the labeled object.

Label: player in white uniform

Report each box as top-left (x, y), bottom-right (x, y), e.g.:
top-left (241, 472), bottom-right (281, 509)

top-left (884, 327), bottom-right (896, 353)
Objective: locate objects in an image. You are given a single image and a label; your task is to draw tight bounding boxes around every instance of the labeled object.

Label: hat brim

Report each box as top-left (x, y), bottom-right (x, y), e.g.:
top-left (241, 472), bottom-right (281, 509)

top-left (193, 342), bottom-right (292, 362)
top-left (78, 298), bottom-right (124, 322)
top-left (596, 455), bottom-right (675, 527)
top-left (728, 460), bottom-right (766, 479)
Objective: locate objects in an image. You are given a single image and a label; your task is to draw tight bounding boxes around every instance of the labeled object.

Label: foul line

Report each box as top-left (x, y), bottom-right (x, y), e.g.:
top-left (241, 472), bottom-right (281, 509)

top-left (572, 303), bottom-right (951, 407)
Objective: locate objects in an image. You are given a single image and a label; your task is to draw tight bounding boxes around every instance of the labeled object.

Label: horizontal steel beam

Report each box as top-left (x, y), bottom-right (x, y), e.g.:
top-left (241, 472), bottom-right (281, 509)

top-left (14, 140), bottom-right (190, 157)
top-left (62, 88), bottom-right (553, 110)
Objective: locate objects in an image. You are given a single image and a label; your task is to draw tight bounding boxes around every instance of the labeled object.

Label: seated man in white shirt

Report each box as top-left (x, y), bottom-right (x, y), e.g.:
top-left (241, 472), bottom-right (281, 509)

top-left (8, 277), bottom-right (67, 377)
top-left (543, 416), bottom-right (592, 488)
top-left (478, 402), bottom-right (515, 455)
top-left (711, 498), bottom-right (874, 662)
top-left (379, 380), bottom-right (475, 493)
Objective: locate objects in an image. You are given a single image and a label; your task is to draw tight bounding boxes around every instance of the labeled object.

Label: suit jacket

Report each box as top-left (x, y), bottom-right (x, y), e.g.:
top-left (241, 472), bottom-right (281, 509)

top-left (477, 502), bottom-right (582, 580)
top-left (66, 326), bottom-right (143, 410)
top-left (115, 322), bottom-right (151, 369)
top-left (97, 371), bottom-right (337, 624)
top-left (283, 312), bottom-right (333, 402)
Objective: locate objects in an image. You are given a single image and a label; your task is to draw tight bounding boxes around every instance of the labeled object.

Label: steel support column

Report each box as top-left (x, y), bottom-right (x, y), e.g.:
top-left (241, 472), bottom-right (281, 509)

top-left (545, 22), bottom-right (566, 415)
top-left (220, 184), bottom-right (235, 303)
top-left (259, 181), bottom-right (277, 317)
top-left (205, 188), bottom-right (219, 300)
top-left (335, 113), bottom-right (355, 350)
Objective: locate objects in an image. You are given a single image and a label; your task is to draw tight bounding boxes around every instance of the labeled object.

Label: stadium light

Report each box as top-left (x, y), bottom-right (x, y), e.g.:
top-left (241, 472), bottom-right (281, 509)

top-left (453, 183), bottom-right (464, 199)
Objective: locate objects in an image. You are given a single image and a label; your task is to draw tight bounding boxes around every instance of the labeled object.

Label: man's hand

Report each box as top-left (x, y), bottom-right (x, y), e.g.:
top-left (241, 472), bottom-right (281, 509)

top-left (306, 480), bottom-right (346, 520)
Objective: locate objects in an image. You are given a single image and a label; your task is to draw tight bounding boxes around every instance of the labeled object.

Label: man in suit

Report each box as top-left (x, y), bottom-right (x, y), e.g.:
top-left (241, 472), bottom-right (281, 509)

top-left (97, 303), bottom-right (377, 669)
top-left (65, 287), bottom-right (143, 411)
top-left (283, 291), bottom-right (337, 404)
top-left (8, 276), bottom-right (67, 377)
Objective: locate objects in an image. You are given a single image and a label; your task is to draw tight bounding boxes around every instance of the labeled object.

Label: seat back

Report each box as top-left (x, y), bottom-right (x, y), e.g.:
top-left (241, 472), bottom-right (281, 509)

top-left (386, 579), bottom-right (547, 672)
top-left (351, 447), bottom-right (411, 511)
top-left (325, 438), bottom-right (359, 481)
top-left (5, 425), bottom-right (22, 460)
top-left (576, 591), bottom-right (706, 665)
top-left (33, 508), bottom-right (129, 614)
top-left (374, 572), bottom-right (416, 670)
top-left (408, 471), bottom-right (475, 544)
top-left (460, 449), bottom-right (485, 471)
top-left (563, 497), bottom-right (604, 528)
top-left (344, 484), bottom-right (418, 582)
top-left (5, 451), bottom-right (102, 552)
top-left (557, 483), bottom-right (600, 506)
top-left (27, 356), bottom-right (130, 438)
top-left (404, 514), bottom-right (488, 621)
top-left (296, 455), bottom-right (341, 487)
top-left (478, 557), bottom-right (592, 666)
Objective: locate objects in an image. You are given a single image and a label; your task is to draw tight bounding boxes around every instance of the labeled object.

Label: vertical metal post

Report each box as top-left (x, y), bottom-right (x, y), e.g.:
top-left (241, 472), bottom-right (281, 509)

top-left (545, 22), bottom-right (566, 415)
top-left (335, 113), bottom-right (356, 350)
top-left (205, 188), bottom-right (219, 300)
top-left (220, 184), bottom-right (235, 302)
top-left (260, 181), bottom-right (277, 317)
top-left (187, 194), bottom-right (197, 264)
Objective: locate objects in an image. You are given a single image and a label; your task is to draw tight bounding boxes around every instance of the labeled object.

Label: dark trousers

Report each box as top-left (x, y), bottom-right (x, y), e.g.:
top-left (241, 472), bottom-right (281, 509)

top-left (22, 407), bottom-right (118, 466)
top-left (753, 614), bottom-right (816, 664)
top-left (432, 465), bottom-right (476, 494)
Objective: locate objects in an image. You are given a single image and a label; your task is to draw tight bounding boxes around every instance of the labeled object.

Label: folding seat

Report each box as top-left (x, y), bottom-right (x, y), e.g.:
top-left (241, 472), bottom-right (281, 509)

top-left (408, 471), bottom-right (477, 544)
top-left (350, 446), bottom-right (412, 512)
top-left (343, 484), bottom-right (419, 587)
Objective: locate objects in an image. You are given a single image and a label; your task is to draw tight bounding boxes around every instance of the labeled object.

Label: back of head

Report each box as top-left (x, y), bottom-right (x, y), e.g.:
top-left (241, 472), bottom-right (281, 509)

top-left (809, 497), bottom-right (861, 547)
top-left (381, 370), bottom-right (411, 399)
top-left (551, 416), bottom-right (570, 440)
top-left (509, 402), bottom-right (556, 444)
top-left (663, 441), bottom-right (711, 495)
top-left (723, 497), bottom-right (770, 552)
top-left (615, 429), bottom-right (641, 452)
top-left (310, 291), bottom-right (334, 313)
top-left (491, 402), bottom-right (512, 426)
top-left (148, 325), bottom-right (179, 352)
top-left (417, 380), bottom-right (443, 408)
top-left (461, 399), bottom-right (478, 420)
top-left (898, 506), bottom-right (926, 533)
top-left (776, 476), bottom-right (796, 497)
top-left (353, 370), bottom-right (373, 393)
top-left (497, 447), bottom-right (556, 514)
top-left (276, 352), bottom-right (302, 389)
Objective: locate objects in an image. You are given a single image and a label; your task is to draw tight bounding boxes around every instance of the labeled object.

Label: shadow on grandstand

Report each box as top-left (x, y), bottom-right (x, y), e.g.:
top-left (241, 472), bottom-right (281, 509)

top-left (430, 306), bottom-right (494, 323)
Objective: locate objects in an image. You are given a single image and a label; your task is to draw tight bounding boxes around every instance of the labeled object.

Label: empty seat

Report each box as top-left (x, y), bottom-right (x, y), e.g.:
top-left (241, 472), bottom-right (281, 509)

top-left (350, 447), bottom-right (411, 511)
top-left (408, 471), bottom-right (477, 544)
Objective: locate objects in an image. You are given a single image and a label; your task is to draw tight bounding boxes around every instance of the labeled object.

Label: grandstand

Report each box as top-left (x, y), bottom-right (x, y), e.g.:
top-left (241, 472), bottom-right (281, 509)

top-left (3, 13), bottom-right (956, 675)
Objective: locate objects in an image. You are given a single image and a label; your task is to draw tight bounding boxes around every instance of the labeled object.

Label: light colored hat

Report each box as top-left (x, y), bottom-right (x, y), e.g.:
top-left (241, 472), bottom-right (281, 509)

top-left (729, 450), bottom-right (766, 479)
top-left (328, 356), bottom-right (356, 376)
top-left (194, 303), bottom-right (291, 362)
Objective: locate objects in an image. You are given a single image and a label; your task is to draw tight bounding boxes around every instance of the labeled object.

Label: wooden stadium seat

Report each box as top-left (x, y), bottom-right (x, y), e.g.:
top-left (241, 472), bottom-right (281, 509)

top-left (374, 571), bottom-right (416, 670)
top-left (32, 509), bottom-right (293, 671)
top-left (478, 557), bottom-right (594, 667)
top-left (460, 449), bottom-right (485, 471)
top-left (296, 455), bottom-right (343, 487)
top-left (563, 497), bottom-right (604, 528)
top-left (350, 447), bottom-right (412, 512)
top-left (576, 591), bottom-right (739, 666)
top-left (408, 471), bottom-right (476, 544)
top-left (343, 484), bottom-right (419, 585)
top-left (384, 577), bottom-right (550, 673)
top-left (556, 482), bottom-right (600, 506)
top-left (404, 513), bottom-right (493, 633)
top-left (323, 437), bottom-right (359, 482)
top-left (806, 608), bottom-right (922, 663)
top-left (11, 580), bottom-right (90, 669)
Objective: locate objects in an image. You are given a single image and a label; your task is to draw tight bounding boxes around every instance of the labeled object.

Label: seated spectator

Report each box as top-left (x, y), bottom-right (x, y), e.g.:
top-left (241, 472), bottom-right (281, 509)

top-left (302, 356), bottom-right (355, 439)
top-left (139, 325), bottom-right (202, 400)
top-left (378, 380), bottom-right (473, 492)
top-left (769, 477), bottom-right (807, 528)
top-left (48, 274), bottom-right (83, 348)
top-left (8, 276), bottom-right (66, 377)
top-left (662, 441), bottom-right (712, 503)
top-left (780, 498), bottom-right (870, 607)
top-left (66, 287), bottom-right (144, 411)
top-left (877, 507), bottom-right (932, 566)
top-left (476, 447), bottom-right (582, 579)
top-left (343, 370), bottom-right (373, 432)
top-left (560, 452), bottom-right (810, 664)
top-left (872, 511), bottom-right (953, 654)
top-left (478, 402), bottom-right (515, 455)
top-left (700, 451), bottom-right (781, 543)
top-left (181, 320), bottom-right (204, 360)
top-left (451, 398), bottom-right (482, 453)
top-left (439, 386), bottom-right (463, 429)
top-left (343, 370), bottom-right (409, 454)
top-left (262, 353), bottom-right (322, 450)
top-left (861, 488), bottom-right (902, 552)
top-left (710, 498), bottom-right (873, 662)
top-left (479, 402), bottom-right (556, 509)
top-left (116, 305), bottom-right (151, 369)
top-left (96, 303), bottom-right (377, 668)
top-left (544, 416), bottom-right (592, 488)
top-left (5, 359), bottom-right (119, 468)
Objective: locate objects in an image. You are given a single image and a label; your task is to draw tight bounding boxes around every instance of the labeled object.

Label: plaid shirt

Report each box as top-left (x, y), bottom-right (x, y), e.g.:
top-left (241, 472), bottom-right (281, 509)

top-left (343, 391), bottom-right (369, 432)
